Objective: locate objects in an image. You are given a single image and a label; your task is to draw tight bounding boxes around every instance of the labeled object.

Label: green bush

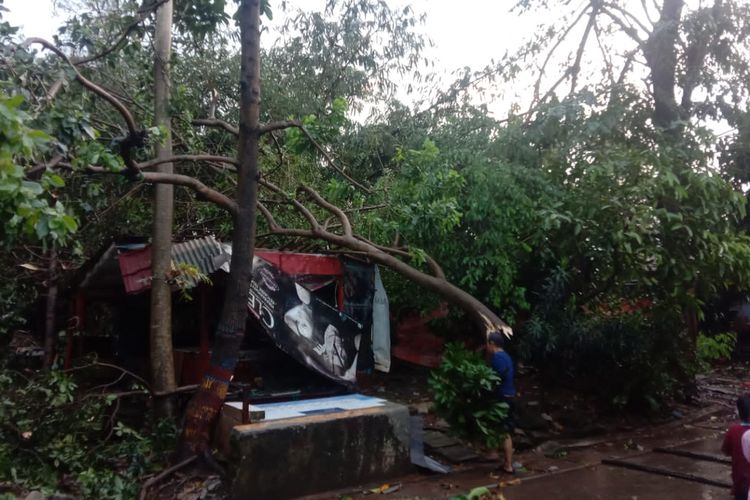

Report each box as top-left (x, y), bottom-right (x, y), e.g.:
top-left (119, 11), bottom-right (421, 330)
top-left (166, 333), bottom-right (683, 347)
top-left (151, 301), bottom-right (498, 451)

top-left (429, 343), bottom-right (509, 448)
top-left (518, 268), bottom-right (692, 412)
top-left (696, 332), bottom-right (736, 372)
top-left (520, 305), bottom-right (691, 412)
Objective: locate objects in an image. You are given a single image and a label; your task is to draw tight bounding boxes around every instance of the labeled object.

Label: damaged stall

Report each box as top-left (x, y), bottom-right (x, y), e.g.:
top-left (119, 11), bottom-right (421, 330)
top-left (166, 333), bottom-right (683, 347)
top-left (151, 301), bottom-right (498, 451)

top-left (67, 235), bottom-right (392, 392)
top-left (66, 236), bottom-right (428, 497)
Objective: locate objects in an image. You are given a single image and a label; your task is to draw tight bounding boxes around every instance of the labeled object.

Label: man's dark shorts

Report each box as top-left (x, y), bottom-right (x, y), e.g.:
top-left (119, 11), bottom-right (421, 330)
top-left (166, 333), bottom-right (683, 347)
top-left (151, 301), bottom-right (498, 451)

top-left (500, 395), bottom-right (516, 433)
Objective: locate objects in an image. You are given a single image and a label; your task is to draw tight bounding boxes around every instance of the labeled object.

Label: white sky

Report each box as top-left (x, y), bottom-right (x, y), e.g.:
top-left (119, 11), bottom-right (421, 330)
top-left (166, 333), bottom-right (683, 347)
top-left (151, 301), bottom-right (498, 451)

top-left (5, 0), bottom-right (729, 134)
top-left (3, 0), bottom-right (537, 72)
top-left (2, 0), bottom-right (542, 114)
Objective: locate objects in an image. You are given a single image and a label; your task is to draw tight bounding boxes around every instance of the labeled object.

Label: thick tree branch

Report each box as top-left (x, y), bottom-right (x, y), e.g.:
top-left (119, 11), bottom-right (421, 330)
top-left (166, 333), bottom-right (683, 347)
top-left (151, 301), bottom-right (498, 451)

top-left (259, 120), bottom-right (302, 134)
top-left (570, 7), bottom-right (598, 95)
top-left (257, 201), bottom-right (280, 230)
top-left (142, 172), bottom-right (238, 214)
top-left (255, 183), bottom-right (507, 337)
top-left (23, 38), bottom-right (139, 135)
top-left (192, 118), bottom-right (240, 136)
top-left (138, 154), bottom-right (239, 170)
top-left (61, 162), bottom-right (238, 214)
top-left (259, 179), bottom-right (322, 230)
top-left (26, 154), bottom-right (63, 178)
top-left (298, 184), bottom-right (352, 237)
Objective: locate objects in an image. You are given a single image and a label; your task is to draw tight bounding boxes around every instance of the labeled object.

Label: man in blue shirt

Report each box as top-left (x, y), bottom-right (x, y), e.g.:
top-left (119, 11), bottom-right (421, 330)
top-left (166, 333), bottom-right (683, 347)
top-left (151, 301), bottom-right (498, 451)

top-left (488, 331), bottom-right (516, 473)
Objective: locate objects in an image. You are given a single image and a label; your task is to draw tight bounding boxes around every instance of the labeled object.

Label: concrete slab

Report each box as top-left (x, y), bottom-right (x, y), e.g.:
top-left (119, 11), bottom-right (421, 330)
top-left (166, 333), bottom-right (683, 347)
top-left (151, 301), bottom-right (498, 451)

top-left (228, 401), bottom-right (411, 499)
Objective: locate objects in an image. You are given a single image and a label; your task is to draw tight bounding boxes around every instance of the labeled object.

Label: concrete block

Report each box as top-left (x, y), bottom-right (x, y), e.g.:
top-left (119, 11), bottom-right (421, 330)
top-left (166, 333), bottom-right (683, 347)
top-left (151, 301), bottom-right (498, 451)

top-left (229, 402), bottom-right (411, 499)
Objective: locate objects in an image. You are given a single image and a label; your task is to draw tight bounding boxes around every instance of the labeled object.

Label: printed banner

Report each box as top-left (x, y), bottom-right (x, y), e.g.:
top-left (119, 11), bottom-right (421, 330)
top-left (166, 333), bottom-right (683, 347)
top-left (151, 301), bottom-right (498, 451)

top-left (247, 256), bottom-right (364, 384)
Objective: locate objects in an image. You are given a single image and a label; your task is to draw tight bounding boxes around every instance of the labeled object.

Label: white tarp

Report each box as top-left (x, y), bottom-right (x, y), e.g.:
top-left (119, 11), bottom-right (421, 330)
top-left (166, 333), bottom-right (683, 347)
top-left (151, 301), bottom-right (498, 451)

top-left (372, 265), bottom-right (391, 372)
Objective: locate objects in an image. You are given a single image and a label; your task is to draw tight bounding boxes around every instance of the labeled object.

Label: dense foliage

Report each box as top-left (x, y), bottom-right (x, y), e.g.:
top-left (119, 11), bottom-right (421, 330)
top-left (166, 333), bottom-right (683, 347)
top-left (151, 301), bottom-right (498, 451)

top-left (429, 343), bottom-right (509, 449)
top-left (0, 365), bottom-right (176, 498)
top-left (2, 0), bottom-right (750, 489)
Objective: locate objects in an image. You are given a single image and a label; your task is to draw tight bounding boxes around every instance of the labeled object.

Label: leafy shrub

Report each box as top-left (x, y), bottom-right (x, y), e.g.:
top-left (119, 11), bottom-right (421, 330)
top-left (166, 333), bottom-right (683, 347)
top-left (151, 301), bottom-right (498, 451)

top-left (696, 332), bottom-right (736, 371)
top-left (429, 343), bottom-right (508, 448)
top-left (0, 366), bottom-right (176, 498)
top-left (520, 305), bottom-right (691, 412)
top-left (518, 267), bottom-right (692, 412)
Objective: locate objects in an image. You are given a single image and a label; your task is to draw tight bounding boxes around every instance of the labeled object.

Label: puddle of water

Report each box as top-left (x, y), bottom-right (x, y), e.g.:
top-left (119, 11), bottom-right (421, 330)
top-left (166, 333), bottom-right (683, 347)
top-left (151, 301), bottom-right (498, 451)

top-left (500, 464), bottom-right (728, 500)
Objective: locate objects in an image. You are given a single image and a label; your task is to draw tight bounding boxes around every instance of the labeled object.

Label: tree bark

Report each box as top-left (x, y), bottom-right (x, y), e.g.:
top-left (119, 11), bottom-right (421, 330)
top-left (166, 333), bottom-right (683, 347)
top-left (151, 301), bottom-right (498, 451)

top-left (43, 245), bottom-right (58, 370)
top-left (644, 0), bottom-right (684, 130)
top-left (150, 0), bottom-right (177, 418)
top-left (180, 0), bottom-right (261, 455)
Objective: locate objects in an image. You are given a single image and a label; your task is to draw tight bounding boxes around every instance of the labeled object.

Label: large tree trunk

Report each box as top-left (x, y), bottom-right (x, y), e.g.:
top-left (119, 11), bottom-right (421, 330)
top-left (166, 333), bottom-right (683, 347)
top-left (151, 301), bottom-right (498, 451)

top-left (180, 0), bottom-right (261, 455)
top-left (150, 0), bottom-right (177, 418)
top-left (644, 0), bottom-right (684, 130)
top-left (43, 245), bottom-right (58, 370)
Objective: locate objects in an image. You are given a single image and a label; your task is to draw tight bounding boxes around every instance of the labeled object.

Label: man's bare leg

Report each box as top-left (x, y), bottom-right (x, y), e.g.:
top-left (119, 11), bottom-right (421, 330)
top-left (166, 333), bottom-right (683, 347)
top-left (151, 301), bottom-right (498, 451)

top-left (503, 434), bottom-right (514, 472)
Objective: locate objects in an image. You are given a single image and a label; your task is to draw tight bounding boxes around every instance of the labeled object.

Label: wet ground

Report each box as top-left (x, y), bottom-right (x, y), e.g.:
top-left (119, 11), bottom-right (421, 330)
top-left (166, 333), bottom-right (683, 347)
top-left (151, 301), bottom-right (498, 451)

top-left (303, 365), bottom-right (750, 500)
top-left (302, 416), bottom-right (733, 499)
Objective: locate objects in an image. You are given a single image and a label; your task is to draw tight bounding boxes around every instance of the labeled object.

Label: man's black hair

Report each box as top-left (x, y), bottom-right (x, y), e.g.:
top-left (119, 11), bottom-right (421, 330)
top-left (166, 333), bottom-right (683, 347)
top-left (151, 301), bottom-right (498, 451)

top-left (487, 331), bottom-right (505, 347)
top-left (737, 393), bottom-right (750, 422)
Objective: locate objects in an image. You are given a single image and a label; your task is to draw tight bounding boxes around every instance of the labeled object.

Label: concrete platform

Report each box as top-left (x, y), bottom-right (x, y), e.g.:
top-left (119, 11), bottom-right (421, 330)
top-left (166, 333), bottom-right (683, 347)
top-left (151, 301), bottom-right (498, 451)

top-left (227, 401), bottom-right (411, 499)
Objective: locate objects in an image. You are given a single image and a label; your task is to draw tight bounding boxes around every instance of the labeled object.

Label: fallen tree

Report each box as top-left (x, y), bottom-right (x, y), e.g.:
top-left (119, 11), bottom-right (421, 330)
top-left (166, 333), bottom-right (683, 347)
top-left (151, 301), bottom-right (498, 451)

top-left (22, 0), bottom-right (511, 455)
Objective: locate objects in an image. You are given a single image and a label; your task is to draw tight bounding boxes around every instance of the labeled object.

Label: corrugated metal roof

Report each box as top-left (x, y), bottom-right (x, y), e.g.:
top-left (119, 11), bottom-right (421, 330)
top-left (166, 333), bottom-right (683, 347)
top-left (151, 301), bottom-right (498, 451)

top-left (118, 235), bottom-right (227, 294)
top-left (172, 236), bottom-right (228, 288)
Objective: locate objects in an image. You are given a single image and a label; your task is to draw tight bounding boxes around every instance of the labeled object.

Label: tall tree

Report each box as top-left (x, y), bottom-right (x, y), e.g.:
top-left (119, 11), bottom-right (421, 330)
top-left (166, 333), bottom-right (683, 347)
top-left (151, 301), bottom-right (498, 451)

top-left (180, 0), bottom-right (262, 454)
top-left (150, 0), bottom-right (177, 418)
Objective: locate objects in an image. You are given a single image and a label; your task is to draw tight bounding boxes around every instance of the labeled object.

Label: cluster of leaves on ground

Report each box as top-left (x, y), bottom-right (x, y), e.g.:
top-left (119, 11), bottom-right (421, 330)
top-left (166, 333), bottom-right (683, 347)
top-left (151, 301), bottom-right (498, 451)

top-left (0, 363), bottom-right (176, 499)
top-left (429, 343), bottom-right (509, 449)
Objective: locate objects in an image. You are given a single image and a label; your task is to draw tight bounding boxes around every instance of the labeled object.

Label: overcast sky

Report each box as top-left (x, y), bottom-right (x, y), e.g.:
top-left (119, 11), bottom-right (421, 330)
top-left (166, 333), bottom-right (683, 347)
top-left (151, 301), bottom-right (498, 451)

top-left (3, 0), bottom-right (541, 110)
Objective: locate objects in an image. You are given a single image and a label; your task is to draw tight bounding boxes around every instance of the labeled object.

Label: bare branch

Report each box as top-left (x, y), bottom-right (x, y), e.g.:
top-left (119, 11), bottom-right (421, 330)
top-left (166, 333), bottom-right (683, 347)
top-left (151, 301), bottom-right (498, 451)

top-left (531, 4), bottom-right (590, 105)
top-left (593, 22), bottom-right (615, 87)
top-left (295, 125), bottom-right (371, 194)
top-left (298, 184), bottom-right (352, 237)
top-left (46, 78), bottom-right (64, 100)
top-left (570, 8), bottom-right (598, 95)
top-left (139, 172), bottom-right (238, 214)
top-left (640, 0), bottom-right (658, 25)
top-left (600, 7), bottom-right (646, 46)
top-left (344, 204), bottom-right (386, 213)
top-left (257, 201), bottom-right (280, 230)
top-left (24, 38), bottom-right (139, 135)
top-left (353, 235), bottom-right (446, 280)
top-left (257, 188), bottom-right (510, 337)
top-left (192, 118), bottom-right (239, 136)
top-left (259, 179), bottom-right (321, 230)
top-left (604, 1), bottom-right (652, 34)
top-left (260, 120), bottom-right (370, 193)
top-left (265, 131), bottom-right (286, 176)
